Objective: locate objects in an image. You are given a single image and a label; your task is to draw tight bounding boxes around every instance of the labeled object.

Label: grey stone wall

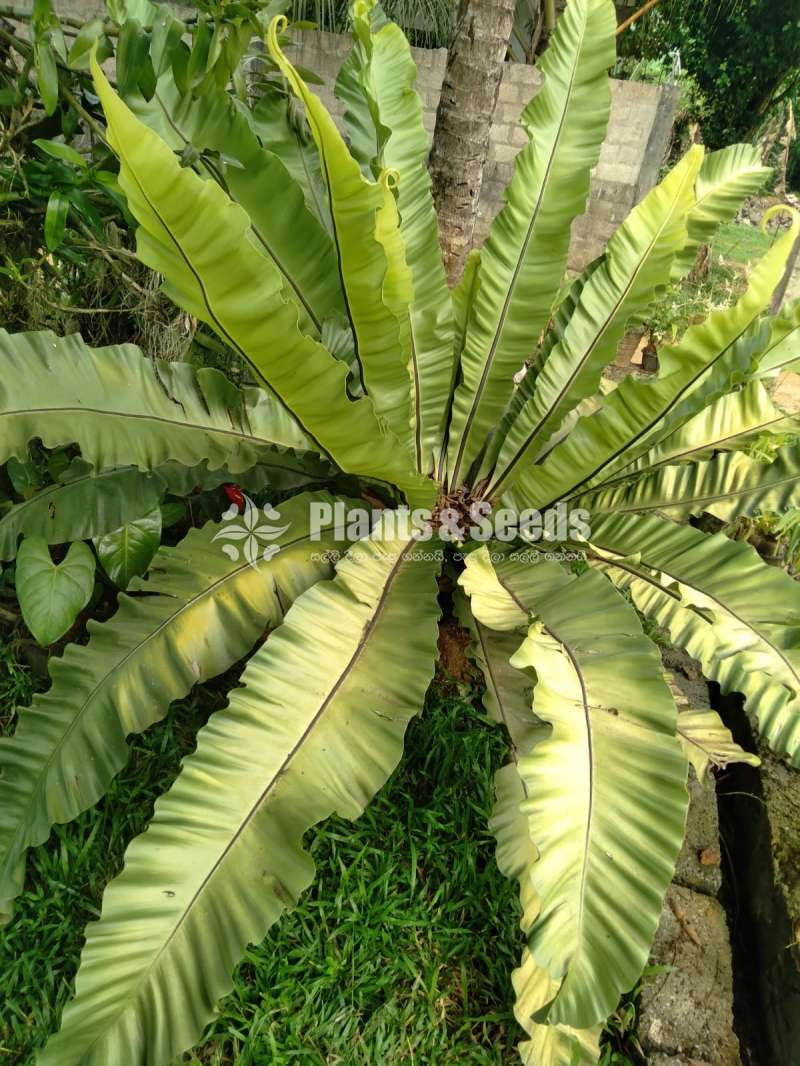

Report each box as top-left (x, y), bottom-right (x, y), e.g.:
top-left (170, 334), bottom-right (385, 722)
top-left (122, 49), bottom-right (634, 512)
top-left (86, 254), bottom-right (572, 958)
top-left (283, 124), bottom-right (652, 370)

top-left (284, 29), bottom-right (680, 270)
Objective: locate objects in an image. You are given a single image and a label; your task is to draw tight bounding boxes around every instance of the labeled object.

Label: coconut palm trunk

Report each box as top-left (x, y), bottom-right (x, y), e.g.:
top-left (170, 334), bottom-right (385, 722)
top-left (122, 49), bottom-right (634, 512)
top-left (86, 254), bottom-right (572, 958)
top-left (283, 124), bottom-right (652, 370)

top-left (429, 0), bottom-right (517, 285)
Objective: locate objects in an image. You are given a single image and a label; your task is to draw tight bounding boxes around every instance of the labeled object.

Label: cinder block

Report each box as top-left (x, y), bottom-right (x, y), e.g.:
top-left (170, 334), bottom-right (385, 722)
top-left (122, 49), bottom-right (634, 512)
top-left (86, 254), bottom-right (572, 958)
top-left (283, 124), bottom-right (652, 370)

top-left (490, 123), bottom-right (512, 144)
top-left (508, 125), bottom-right (529, 149)
top-left (610, 201), bottom-right (635, 224)
top-left (568, 236), bottom-right (603, 272)
top-left (590, 199), bottom-right (616, 223)
top-left (500, 101), bottom-right (526, 125)
top-left (617, 143), bottom-right (645, 167)
top-left (488, 142), bottom-right (519, 165)
top-left (595, 161), bottom-right (638, 185)
top-left (498, 78), bottom-right (520, 104)
top-left (493, 162), bottom-right (515, 186)
top-left (617, 122), bottom-right (649, 147)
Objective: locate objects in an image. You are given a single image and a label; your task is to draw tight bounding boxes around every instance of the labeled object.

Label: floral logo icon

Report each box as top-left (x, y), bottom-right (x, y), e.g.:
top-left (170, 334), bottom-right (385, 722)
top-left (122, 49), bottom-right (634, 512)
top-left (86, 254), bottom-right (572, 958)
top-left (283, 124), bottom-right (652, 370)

top-left (213, 495), bottom-right (290, 568)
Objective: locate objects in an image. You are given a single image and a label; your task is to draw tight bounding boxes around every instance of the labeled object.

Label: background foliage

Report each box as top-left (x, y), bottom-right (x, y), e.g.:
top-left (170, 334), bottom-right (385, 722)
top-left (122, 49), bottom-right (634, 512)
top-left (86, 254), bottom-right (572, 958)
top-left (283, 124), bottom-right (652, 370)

top-left (619, 0), bottom-right (800, 185)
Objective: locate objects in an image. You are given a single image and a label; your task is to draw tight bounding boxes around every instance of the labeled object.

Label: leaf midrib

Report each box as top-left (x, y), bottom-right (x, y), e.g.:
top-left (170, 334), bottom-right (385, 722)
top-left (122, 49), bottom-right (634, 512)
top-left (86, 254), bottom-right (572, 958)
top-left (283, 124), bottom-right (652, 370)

top-left (474, 620), bottom-right (527, 790)
top-left (601, 468), bottom-right (799, 514)
top-left (537, 313), bottom-right (760, 511)
top-left (113, 130), bottom-right (333, 459)
top-left (582, 413), bottom-right (786, 493)
top-left (494, 568), bottom-right (596, 963)
top-left (0, 405), bottom-right (307, 452)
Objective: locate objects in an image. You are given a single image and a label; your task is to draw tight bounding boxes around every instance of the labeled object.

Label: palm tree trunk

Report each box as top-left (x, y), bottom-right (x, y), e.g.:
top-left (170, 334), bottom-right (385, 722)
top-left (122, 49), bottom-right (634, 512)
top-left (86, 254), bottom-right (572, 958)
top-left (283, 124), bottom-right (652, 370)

top-left (429, 0), bottom-right (516, 285)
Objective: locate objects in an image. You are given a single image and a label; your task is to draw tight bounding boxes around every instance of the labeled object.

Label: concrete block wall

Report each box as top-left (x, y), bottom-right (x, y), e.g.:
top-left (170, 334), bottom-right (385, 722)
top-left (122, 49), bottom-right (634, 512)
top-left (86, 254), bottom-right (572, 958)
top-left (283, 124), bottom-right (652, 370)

top-left (284, 29), bottom-right (680, 271)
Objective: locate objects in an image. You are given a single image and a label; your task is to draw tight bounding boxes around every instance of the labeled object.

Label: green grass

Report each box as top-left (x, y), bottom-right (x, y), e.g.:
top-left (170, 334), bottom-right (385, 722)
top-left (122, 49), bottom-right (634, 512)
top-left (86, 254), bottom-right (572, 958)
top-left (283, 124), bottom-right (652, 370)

top-left (0, 674), bottom-right (528, 1065)
top-left (713, 220), bottom-right (775, 266)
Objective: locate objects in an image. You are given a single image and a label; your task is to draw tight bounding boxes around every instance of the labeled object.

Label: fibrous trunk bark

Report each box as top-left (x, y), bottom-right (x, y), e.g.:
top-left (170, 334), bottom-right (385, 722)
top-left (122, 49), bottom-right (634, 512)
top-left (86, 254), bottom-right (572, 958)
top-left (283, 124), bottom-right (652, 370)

top-left (429, 0), bottom-right (516, 286)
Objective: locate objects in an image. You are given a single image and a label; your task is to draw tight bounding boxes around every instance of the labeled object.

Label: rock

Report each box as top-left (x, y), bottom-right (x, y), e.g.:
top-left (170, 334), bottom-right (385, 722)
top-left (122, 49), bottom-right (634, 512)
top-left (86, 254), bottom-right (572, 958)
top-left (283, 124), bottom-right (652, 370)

top-left (649, 1057), bottom-right (713, 1066)
top-left (640, 885), bottom-right (741, 1066)
top-left (642, 650), bottom-right (739, 1064)
top-left (674, 770), bottom-right (723, 898)
top-left (663, 652), bottom-right (723, 899)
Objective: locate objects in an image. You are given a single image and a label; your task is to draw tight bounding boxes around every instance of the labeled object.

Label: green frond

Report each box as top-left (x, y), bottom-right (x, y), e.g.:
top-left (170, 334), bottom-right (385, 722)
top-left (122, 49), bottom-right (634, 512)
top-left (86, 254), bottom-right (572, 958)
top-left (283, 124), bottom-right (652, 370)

top-left (266, 17), bottom-right (418, 460)
top-left (582, 442), bottom-right (800, 520)
top-left (753, 298), bottom-right (800, 379)
top-left (129, 73), bottom-right (345, 336)
top-left (0, 330), bottom-right (317, 473)
top-left (591, 512), bottom-right (800, 766)
top-left (38, 517), bottom-right (442, 1065)
top-left (0, 463), bottom-right (164, 561)
top-left (491, 765), bottom-right (603, 1066)
top-left (591, 378), bottom-right (792, 484)
top-left (677, 708), bottom-right (761, 783)
top-left (672, 143), bottom-right (773, 279)
top-left (458, 579), bottom-right (602, 1062)
top-left (91, 52), bottom-right (433, 507)
top-left (510, 565), bottom-right (688, 1028)
top-left (337, 6), bottom-right (456, 473)
top-left (459, 549), bottom-right (687, 1029)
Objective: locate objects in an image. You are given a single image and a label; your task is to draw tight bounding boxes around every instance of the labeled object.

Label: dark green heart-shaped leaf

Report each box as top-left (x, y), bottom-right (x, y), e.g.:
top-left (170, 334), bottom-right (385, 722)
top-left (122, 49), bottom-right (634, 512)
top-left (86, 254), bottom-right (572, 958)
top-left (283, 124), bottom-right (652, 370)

top-left (16, 538), bottom-right (95, 645)
top-left (94, 507), bottom-right (162, 589)
top-left (6, 457), bottom-right (42, 498)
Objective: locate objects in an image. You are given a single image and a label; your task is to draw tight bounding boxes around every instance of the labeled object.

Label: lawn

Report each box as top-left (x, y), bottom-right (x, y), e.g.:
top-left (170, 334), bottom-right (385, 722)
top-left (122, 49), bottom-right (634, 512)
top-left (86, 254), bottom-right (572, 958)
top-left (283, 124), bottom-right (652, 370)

top-left (713, 219), bottom-right (775, 265)
top-left (0, 659), bottom-right (529, 1065)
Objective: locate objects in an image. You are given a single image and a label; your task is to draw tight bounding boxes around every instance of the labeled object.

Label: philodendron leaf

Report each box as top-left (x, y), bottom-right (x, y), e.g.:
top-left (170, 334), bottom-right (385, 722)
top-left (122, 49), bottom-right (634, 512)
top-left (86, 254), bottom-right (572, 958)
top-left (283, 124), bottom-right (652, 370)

top-left (93, 507), bottom-right (162, 588)
top-left (6, 457), bottom-right (42, 498)
top-left (16, 538), bottom-right (95, 645)
top-left (35, 41), bottom-right (59, 116)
